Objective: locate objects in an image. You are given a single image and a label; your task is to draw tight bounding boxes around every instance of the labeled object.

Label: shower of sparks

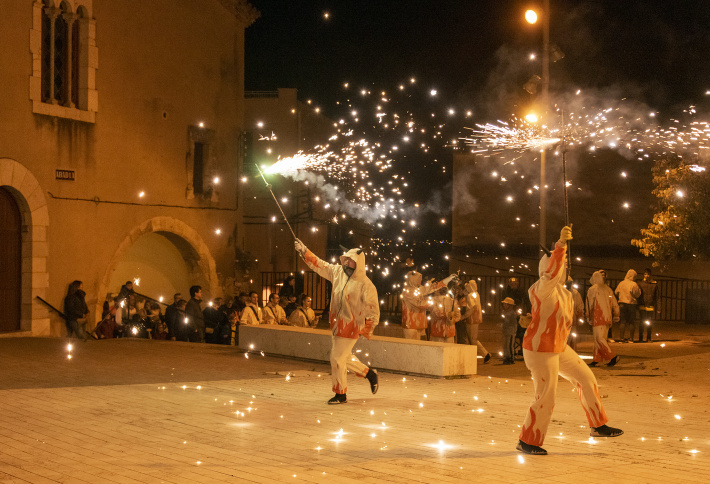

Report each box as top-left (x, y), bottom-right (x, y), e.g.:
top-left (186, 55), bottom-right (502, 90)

top-left (258, 82), bottom-right (465, 225)
top-left (467, 102), bottom-right (710, 161)
top-left (465, 117), bottom-right (561, 153)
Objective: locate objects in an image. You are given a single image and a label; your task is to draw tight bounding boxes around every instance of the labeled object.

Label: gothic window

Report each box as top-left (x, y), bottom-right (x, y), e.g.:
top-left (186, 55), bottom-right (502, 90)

top-left (31, 1), bottom-right (98, 121)
top-left (52, 3), bottom-right (69, 105)
top-left (40, 5), bottom-right (52, 102)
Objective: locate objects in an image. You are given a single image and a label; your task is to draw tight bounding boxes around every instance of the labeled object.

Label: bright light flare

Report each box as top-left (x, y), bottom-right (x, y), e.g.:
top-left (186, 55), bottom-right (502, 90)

top-left (525, 9), bottom-right (538, 24)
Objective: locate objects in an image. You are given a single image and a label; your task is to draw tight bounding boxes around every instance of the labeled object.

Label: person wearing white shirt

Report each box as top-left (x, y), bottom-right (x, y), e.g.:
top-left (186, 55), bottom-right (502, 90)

top-left (240, 291), bottom-right (263, 325)
top-left (263, 293), bottom-right (288, 325)
top-left (288, 294), bottom-right (317, 327)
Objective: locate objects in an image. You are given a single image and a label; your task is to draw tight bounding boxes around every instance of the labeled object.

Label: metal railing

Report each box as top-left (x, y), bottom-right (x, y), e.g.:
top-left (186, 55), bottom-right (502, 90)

top-left (262, 272), bottom-right (710, 324)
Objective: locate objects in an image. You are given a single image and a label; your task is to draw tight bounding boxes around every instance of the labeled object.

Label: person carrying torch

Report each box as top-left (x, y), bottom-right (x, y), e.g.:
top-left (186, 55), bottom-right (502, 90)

top-left (517, 225), bottom-right (623, 455)
top-left (294, 238), bottom-right (380, 404)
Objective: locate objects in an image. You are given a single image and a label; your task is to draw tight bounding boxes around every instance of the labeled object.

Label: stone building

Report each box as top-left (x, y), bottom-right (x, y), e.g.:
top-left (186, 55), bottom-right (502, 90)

top-left (0, 0), bottom-right (259, 336)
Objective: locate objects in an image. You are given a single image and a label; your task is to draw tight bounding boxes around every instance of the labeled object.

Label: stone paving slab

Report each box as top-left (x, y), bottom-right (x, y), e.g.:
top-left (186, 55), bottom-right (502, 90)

top-left (0, 337), bottom-right (708, 482)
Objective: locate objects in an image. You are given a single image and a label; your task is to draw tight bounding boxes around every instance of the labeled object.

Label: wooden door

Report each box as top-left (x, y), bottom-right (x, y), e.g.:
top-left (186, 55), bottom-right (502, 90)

top-left (0, 188), bottom-right (22, 332)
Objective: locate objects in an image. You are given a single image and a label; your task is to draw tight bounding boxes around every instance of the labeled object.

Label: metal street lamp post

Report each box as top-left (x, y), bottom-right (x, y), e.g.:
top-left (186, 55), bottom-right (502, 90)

top-left (526, 0), bottom-right (550, 251)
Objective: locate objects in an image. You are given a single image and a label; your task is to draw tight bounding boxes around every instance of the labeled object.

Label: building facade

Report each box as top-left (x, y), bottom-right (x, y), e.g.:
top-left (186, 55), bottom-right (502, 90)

top-left (0, 0), bottom-right (259, 336)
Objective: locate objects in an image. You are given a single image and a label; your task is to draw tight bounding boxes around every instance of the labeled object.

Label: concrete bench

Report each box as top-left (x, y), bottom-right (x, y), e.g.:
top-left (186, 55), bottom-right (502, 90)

top-left (239, 324), bottom-right (477, 377)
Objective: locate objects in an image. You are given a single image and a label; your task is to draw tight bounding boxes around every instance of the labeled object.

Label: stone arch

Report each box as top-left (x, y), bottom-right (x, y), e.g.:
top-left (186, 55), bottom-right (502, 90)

top-left (0, 158), bottom-right (50, 336)
top-left (96, 216), bottom-right (219, 317)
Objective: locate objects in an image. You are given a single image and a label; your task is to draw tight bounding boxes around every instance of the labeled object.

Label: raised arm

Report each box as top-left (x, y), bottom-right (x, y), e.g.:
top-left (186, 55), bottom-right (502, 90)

top-left (295, 238), bottom-right (335, 282)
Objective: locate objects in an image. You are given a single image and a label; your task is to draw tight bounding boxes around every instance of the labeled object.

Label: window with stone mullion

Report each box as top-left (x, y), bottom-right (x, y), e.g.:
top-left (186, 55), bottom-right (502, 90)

top-left (71, 19), bottom-right (80, 107)
top-left (40, 9), bottom-right (52, 102)
top-left (53, 14), bottom-right (68, 105)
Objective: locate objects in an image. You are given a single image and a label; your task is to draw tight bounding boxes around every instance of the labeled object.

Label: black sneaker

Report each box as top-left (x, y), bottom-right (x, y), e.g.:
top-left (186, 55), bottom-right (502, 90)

top-left (483, 353), bottom-right (491, 364)
top-left (607, 356), bottom-right (620, 367)
top-left (588, 361), bottom-right (598, 367)
top-left (590, 425), bottom-right (624, 437)
top-left (516, 440), bottom-right (547, 455)
top-left (327, 393), bottom-right (347, 405)
top-left (366, 369), bottom-right (379, 394)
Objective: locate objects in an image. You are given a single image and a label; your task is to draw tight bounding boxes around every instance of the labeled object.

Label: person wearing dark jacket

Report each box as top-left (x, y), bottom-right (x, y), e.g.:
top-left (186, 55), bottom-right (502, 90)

top-left (164, 293), bottom-right (182, 341)
top-left (637, 269), bottom-right (659, 342)
top-left (185, 285), bottom-right (205, 342)
top-left (203, 297), bottom-right (226, 343)
top-left (168, 299), bottom-right (188, 341)
top-left (117, 281), bottom-right (134, 304)
top-left (64, 280), bottom-right (89, 339)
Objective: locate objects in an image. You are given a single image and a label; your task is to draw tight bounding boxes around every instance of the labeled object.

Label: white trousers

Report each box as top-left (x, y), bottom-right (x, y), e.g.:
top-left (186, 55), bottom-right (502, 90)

top-left (402, 328), bottom-right (426, 340)
top-left (330, 335), bottom-right (368, 394)
top-left (592, 324), bottom-right (616, 363)
top-left (468, 323), bottom-right (489, 356)
top-left (520, 345), bottom-right (609, 447)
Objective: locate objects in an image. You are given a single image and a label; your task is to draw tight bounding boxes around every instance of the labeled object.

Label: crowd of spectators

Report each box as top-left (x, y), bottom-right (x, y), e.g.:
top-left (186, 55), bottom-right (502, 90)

top-left (87, 276), bottom-right (320, 346)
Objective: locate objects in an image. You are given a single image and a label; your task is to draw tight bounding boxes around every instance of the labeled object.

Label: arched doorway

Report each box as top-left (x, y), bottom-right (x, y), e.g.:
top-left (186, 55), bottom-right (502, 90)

top-left (0, 187), bottom-right (21, 332)
top-left (106, 232), bottom-right (201, 302)
top-left (97, 217), bottom-right (219, 318)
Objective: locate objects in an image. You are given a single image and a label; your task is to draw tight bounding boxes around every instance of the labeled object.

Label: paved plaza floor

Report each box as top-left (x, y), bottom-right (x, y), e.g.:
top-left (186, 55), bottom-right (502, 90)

top-left (1, 327), bottom-right (709, 483)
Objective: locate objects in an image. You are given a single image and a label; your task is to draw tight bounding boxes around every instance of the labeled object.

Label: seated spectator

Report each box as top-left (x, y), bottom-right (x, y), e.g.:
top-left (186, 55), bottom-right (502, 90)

top-left (288, 294), bottom-right (317, 327)
top-left (94, 296), bottom-right (120, 339)
top-left (143, 301), bottom-right (162, 338)
top-left (240, 291), bottom-right (263, 325)
top-left (152, 315), bottom-right (170, 340)
top-left (263, 293), bottom-right (288, 325)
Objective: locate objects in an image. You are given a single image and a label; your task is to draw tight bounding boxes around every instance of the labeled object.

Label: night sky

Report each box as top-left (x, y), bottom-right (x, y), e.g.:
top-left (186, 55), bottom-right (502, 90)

top-left (246, 0), bottom-right (710, 115)
top-left (244, 1), bottom-right (710, 278)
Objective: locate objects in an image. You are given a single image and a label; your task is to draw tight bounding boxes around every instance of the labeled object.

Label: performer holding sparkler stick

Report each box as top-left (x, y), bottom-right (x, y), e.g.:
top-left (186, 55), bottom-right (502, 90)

top-left (517, 225), bottom-right (623, 455)
top-left (294, 239), bottom-right (380, 404)
top-left (255, 164), bottom-right (297, 240)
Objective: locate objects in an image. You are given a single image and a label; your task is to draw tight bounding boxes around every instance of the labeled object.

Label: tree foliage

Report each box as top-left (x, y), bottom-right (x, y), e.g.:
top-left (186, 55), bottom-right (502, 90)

top-left (632, 156), bottom-right (710, 266)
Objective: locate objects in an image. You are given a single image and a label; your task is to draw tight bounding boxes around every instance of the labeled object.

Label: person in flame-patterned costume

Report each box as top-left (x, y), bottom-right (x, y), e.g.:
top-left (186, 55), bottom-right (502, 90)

top-left (586, 270), bottom-right (620, 367)
top-left (429, 287), bottom-right (460, 343)
top-left (517, 226), bottom-right (623, 455)
top-left (401, 271), bottom-right (457, 340)
top-left (295, 239), bottom-right (380, 405)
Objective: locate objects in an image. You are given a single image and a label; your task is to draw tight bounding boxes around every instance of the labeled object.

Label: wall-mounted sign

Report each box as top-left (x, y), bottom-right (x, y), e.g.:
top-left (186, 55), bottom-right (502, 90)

top-left (55, 169), bottom-right (75, 181)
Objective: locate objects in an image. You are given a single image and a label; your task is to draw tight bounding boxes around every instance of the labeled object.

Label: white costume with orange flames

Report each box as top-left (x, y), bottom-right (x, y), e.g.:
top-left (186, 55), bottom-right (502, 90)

top-left (401, 271), bottom-right (447, 340)
top-left (429, 292), bottom-right (460, 343)
top-left (586, 271), bottom-right (620, 363)
top-left (519, 229), bottom-right (609, 448)
top-left (462, 280), bottom-right (488, 355)
top-left (300, 245), bottom-right (379, 394)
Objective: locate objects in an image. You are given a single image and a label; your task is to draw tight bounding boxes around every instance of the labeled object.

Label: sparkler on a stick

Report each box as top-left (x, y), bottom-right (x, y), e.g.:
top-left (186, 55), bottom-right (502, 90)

top-left (255, 164), bottom-right (297, 240)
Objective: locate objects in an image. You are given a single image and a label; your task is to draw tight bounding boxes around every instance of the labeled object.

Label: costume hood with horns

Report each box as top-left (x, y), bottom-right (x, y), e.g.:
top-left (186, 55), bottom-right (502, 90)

top-left (302, 245), bottom-right (379, 339)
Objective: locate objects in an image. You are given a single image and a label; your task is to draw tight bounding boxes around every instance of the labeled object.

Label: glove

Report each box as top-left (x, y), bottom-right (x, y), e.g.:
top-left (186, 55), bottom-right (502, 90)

top-left (442, 274), bottom-right (459, 286)
top-left (558, 225), bottom-right (573, 245)
top-left (294, 238), bottom-right (307, 255)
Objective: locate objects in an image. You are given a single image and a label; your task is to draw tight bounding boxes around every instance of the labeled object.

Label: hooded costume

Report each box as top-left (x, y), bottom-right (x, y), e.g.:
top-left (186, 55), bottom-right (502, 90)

top-left (429, 290), bottom-right (460, 342)
top-left (614, 269), bottom-right (641, 341)
top-left (300, 244), bottom-right (380, 395)
top-left (586, 270), bottom-right (619, 363)
top-left (518, 229), bottom-right (611, 452)
top-left (457, 281), bottom-right (489, 357)
top-left (401, 271), bottom-right (447, 340)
